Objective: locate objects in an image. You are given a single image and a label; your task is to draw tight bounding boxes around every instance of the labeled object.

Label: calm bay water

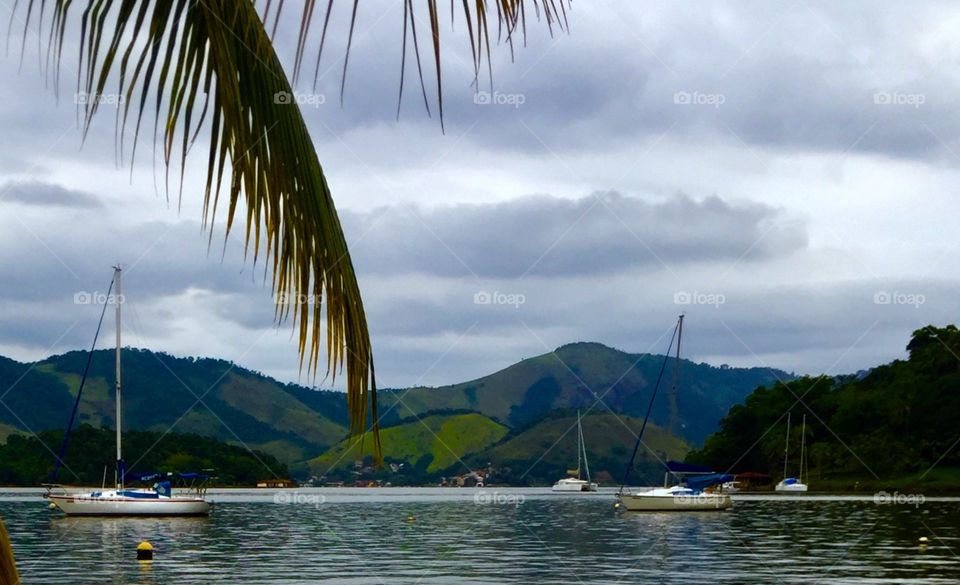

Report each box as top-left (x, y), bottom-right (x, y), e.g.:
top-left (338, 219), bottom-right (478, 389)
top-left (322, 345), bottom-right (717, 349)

top-left (3, 487), bottom-right (959, 584)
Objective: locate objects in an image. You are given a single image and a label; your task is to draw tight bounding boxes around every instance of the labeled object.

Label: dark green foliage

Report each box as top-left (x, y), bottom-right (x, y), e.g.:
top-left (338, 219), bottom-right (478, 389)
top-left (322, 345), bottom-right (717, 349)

top-left (509, 375), bottom-right (563, 427)
top-left (689, 325), bottom-right (960, 485)
top-left (0, 425), bottom-right (287, 486)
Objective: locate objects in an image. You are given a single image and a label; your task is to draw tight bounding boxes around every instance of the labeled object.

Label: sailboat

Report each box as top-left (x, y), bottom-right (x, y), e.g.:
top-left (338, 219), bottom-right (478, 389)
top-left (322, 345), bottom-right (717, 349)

top-left (46, 266), bottom-right (211, 516)
top-left (551, 411), bottom-right (598, 492)
top-left (775, 413), bottom-right (809, 492)
top-left (616, 315), bottom-right (733, 511)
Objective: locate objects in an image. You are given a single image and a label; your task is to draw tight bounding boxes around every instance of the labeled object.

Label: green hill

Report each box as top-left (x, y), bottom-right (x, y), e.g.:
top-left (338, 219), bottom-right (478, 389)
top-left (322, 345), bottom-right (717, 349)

top-left (479, 412), bottom-right (690, 486)
top-left (0, 349), bottom-right (350, 464)
top-left (306, 413), bottom-right (509, 480)
top-left (0, 341), bottom-right (787, 484)
top-left (378, 342), bottom-right (788, 445)
top-left (688, 324), bottom-right (960, 492)
top-left (0, 425), bottom-right (288, 486)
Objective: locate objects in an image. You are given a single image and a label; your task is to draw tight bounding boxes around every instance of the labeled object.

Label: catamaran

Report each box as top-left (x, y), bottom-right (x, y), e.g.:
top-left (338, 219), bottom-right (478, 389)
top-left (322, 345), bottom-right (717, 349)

top-left (775, 412), bottom-right (809, 492)
top-left (552, 410), bottom-right (598, 492)
top-left (616, 315), bottom-right (733, 511)
top-left (46, 266), bottom-right (211, 516)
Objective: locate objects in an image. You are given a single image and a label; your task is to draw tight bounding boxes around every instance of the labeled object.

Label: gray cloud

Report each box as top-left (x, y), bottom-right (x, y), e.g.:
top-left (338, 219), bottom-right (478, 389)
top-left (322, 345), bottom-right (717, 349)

top-left (343, 192), bottom-right (806, 278)
top-left (1, 181), bottom-right (103, 208)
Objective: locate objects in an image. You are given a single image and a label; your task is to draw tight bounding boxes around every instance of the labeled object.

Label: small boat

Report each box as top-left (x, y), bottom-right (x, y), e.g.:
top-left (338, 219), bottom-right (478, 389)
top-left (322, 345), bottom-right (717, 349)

top-left (721, 480), bottom-right (741, 493)
top-left (619, 485), bottom-right (731, 512)
top-left (552, 411), bottom-right (598, 492)
top-left (774, 412), bottom-right (809, 493)
top-left (616, 316), bottom-right (733, 511)
top-left (618, 461), bottom-right (733, 511)
top-left (46, 266), bottom-right (211, 516)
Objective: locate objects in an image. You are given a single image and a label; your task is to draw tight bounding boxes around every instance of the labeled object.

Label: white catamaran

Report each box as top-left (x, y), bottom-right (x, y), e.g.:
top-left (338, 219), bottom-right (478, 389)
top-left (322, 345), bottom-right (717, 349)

top-left (552, 410), bottom-right (598, 492)
top-left (46, 266), bottom-right (211, 516)
top-left (775, 412), bottom-right (809, 492)
top-left (617, 315), bottom-right (733, 511)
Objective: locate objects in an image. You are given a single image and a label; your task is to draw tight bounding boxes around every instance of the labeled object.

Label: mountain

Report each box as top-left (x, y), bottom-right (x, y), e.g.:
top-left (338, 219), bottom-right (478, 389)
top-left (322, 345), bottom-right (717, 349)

top-left (0, 425), bottom-right (288, 486)
top-left (477, 411), bottom-right (690, 486)
top-left (377, 342), bottom-right (789, 445)
top-left (0, 349), bottom-right (350, 463)
top-left (306, 413), bottom-right (510, 478)
top-left (305, 410), bottom-right (688, 487)
top-left (688, 325), bottom-right (960, 491)
top-left (0, 342), bottom-right (787, 484)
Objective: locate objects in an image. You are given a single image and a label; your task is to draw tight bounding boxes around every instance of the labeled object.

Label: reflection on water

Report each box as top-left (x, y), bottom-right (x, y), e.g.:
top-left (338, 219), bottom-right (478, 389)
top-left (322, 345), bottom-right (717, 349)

top-left (3, 488), bottom-right (959, 584)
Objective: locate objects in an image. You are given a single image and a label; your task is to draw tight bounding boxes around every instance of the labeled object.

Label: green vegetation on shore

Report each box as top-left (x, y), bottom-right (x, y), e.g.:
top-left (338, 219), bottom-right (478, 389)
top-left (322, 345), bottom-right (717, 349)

top-left (688, 325), bottom-right (960, 492)
top-left (0, 425), bottom-right (288, 486)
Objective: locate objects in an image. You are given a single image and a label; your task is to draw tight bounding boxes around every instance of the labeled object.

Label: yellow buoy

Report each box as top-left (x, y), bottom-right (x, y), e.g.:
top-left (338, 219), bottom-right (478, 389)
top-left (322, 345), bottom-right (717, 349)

top-left (919, 537), bottom-right (930, 544)
top-left (137, 541), bottom-right (154, 561)
top-left (406, 516), bottom-right (416, 523)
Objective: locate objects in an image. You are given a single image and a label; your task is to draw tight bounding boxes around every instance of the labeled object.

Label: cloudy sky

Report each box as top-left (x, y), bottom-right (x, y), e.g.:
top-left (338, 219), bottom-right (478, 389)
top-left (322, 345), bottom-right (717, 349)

top-left (1, 1), bottom-right (957, 389)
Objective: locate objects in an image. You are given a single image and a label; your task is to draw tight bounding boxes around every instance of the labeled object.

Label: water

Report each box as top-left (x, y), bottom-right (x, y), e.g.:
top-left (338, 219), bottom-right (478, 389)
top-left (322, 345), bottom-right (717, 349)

top-left (4, 488), bottom-right (959, 584)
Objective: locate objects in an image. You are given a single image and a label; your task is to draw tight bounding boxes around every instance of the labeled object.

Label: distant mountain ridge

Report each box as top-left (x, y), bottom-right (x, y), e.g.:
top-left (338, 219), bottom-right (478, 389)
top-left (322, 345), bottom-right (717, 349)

top-left (377, 341), bottom-right (790, 445)
top-left (0, 342), bottom-right (790, 480)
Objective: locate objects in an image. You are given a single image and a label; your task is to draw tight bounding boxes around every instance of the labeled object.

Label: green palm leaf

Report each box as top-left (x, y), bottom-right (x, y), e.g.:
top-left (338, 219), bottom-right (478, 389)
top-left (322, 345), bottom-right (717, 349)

top-left (16, 0), bottom-right (569, 457)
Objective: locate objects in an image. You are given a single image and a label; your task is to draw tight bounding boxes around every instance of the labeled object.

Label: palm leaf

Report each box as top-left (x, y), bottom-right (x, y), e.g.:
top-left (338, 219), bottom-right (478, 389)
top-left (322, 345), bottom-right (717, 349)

top-left (16, 0), bottom-right (569, 458)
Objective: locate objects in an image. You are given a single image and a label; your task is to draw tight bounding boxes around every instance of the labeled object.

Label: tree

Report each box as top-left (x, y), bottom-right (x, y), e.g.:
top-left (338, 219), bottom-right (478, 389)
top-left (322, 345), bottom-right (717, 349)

top-left (15, 0), bottom-right (570, 453)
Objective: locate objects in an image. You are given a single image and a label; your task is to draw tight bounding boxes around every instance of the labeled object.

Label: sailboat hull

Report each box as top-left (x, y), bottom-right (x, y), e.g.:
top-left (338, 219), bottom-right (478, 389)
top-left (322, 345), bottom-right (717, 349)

top-left (551, 479), bottom-right (598, 492)
top-left (618, 492), bottom-right (732, 511)
top-left (48, 493), bottom-right (211, 516)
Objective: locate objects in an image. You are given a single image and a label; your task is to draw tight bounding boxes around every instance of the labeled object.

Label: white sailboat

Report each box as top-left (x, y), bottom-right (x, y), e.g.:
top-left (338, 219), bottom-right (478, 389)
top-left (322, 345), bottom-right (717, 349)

top-left (46, 266), bottom-right (211, 516)
top-left (775, 413), bottom-right (809, 492)
top-left (552, 411), bottom-right (598, 492)
top-left (617, 316), bottom-right (733, 511)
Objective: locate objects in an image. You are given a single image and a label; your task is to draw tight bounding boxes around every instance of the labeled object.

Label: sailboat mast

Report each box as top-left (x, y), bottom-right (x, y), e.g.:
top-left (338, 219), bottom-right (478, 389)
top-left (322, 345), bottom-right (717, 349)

top-left (800, 414), bottom-right (806, 484)
top-left (580, 412), bottom-right (591, 483)
top-left (114, 266), bottom-right (122, 489)
top-left (576, 410), bottom-right (582, 480)
top-left (783, 412), bottom-right (791, 480)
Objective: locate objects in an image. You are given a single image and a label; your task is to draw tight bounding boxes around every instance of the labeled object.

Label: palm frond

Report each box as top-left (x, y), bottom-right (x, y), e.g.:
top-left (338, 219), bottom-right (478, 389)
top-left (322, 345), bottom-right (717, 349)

top-left (16, 0), bottom-right (569, 459)
top-left (20, 0), bottom-right (377, 447)
top-left (285, 0), bottom-right (571, 124)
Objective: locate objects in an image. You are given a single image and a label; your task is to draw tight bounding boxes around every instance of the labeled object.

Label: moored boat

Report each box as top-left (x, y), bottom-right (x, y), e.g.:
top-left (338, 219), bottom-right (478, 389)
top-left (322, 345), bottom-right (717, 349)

top-left (615, 316), bottom-right (734, 512)
top-left (45, 266), bottom-right (212, 516)
top-left (552, 410), bottom-right (598, 492)
top-left (774, 413), bottom-right (809, 493)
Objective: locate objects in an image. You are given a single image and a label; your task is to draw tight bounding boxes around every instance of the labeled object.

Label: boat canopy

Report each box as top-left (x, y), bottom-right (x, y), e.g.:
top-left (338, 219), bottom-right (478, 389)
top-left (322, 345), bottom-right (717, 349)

top-left (683, 473), bottom-right (734, 491)
top-left (781, 477), bottom-right (799, 485)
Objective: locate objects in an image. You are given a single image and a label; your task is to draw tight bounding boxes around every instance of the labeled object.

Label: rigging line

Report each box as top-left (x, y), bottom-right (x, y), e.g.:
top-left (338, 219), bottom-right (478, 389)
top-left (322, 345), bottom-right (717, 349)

top-left (49, 276), bottom-right (115, 484)
top-left (617, 315), bottom-right (683, 496)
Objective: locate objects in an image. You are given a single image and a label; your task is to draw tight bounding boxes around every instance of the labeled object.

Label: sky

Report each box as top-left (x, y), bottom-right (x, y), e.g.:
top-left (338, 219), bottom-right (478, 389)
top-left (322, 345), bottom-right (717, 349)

top-left (0, 0), bottom-right (958, 390)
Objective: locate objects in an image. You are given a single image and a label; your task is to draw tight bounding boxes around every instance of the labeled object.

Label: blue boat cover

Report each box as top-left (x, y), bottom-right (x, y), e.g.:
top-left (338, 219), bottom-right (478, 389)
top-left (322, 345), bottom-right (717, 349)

top-left (781, 477), bottom-right (799, 485)
top-left (155, 481), bottom-right (172, 497)
top-left (683, 473), bottom-right (734, 492)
